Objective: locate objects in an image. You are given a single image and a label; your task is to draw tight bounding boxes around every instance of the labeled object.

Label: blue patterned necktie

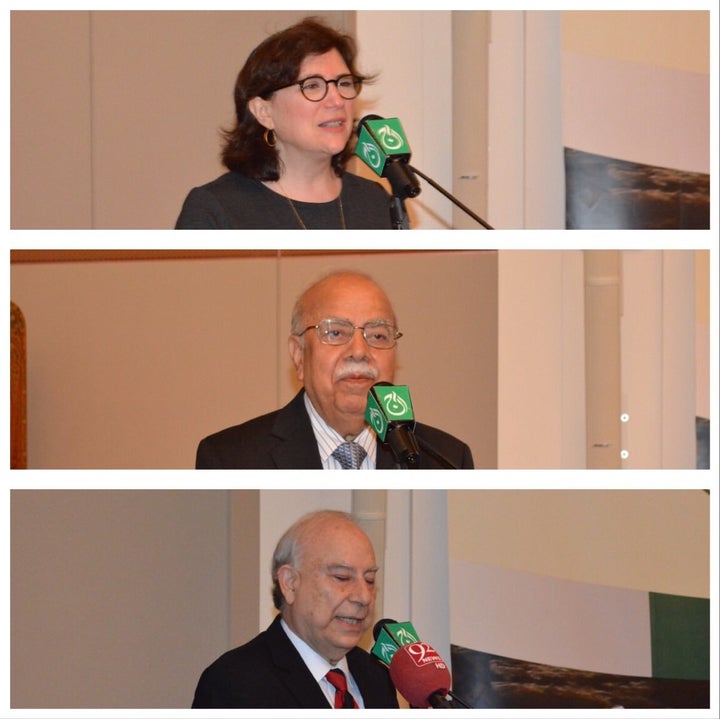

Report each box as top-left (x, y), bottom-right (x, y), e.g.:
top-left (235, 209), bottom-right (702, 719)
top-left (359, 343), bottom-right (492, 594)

top-left (331, 441), bottom-right (366, 469)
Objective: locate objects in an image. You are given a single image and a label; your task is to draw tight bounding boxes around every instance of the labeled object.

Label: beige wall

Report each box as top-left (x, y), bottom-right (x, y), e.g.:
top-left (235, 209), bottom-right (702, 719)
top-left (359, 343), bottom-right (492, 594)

top-left (10, 250), bottom-right (498, 469)
top-left (561, 10), bottom-right (709, 73)
top-left (448, 490), bottom-right (710, 598)
top-left (11, 10), bottom-right (461, 229)
top-left (560, 10), bottom-right (709, 173)
top-left (10, 10), bottom-right (351, 229)
top-left (11, 489), bottom-right (235, 708)
top-left (695, 250), bottom-right (710, 420)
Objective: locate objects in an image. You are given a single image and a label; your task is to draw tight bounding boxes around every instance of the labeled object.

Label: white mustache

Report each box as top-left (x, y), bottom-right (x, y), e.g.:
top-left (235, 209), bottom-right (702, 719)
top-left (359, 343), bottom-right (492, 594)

top-left (334, 363), bottom-right (379, 381)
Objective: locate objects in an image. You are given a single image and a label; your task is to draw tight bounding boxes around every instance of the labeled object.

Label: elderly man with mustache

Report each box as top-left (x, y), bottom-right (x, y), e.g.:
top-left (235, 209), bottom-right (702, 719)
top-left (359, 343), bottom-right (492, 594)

top-left (195, 271), bottom-right (473, 469)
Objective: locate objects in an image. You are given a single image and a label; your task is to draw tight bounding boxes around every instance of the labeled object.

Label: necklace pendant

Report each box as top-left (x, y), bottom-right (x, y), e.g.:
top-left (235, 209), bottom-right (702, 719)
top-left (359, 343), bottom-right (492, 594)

top-left (284, 192), bottom-right (346, 230)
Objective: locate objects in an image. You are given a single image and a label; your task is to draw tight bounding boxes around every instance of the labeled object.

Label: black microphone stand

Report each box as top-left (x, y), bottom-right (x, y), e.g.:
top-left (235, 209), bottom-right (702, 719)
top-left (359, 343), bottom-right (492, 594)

top-left (408, 164), bottom-right (494, 229)
top-left (384, 161), bottom-right (420, 230)
top-left (415, 436), bottom-right (460, 470)
top-left (389, 196), bottom-right (409, 230)
top-left (388, 164), bottom-right (494, 229)
top-left (428, 691), bottom-right (473, 709)
top-left (385, 429), bottom-right (461, 469)
top-left (386, 424), bottom-right (420, 469)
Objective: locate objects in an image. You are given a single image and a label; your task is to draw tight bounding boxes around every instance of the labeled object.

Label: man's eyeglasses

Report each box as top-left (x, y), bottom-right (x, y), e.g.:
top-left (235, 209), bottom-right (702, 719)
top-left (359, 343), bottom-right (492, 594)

top-left (275, 74), bottom-right (363, 102)
top-left (296, 318), bottom-right (402, 349)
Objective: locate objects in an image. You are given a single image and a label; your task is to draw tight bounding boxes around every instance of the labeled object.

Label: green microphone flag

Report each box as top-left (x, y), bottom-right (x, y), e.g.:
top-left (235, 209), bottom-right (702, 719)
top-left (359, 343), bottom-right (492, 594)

top-left (355, 117), bottom-right (412, 177)
top-left (371, 621), bottom-right (421, 665)
top-left (365, 384), bottom-right (415, 441)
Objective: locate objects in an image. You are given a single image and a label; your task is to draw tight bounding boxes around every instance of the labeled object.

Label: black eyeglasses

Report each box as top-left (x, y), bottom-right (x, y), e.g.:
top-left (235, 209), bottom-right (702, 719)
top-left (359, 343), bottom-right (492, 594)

top-left (274, 74), bottom-right (363, 102)
top-left (296, 318), bottom-right (402, 349)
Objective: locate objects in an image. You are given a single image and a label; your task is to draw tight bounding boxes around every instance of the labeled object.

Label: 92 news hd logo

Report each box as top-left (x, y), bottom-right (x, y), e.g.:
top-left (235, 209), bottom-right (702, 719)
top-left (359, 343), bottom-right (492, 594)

top-left (406, 642), bottom-right (447, 669)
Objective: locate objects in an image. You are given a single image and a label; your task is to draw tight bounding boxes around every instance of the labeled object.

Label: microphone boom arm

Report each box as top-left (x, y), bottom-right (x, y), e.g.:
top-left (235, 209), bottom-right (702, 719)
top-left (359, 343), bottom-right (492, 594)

top-left (415, 435), bottom-right (460, 470)
top-left (408, 164), bottom-right (494, 229)
top-left (447, 690), bottom-right (473, 708)
top-left (428, 691), bottom-right (473, 709)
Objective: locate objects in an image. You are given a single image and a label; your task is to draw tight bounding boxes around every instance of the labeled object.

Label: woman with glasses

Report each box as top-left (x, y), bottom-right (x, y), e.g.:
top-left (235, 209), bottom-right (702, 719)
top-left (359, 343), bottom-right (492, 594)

top-left (175, 17), bottom-right (393, 229)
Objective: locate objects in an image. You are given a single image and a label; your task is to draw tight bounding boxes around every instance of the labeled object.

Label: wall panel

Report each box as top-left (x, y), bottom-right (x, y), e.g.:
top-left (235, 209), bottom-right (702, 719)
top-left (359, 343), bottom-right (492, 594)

top-left (11, 11), bottom-right (93, 228)
top-left (11, 490), bottom-right (231, 708)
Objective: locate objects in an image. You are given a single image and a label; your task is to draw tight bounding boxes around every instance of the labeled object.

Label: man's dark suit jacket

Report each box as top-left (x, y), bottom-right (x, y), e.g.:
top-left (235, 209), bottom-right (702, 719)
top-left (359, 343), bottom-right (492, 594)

top-left (196, 389), bottom-right (474, 469)
top-left (192, 614), bottom-right (399, 708)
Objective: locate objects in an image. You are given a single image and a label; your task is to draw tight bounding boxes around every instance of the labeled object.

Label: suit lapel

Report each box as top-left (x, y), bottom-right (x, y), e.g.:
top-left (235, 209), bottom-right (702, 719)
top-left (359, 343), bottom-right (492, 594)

top-left (267, 390), bottom-right (421, 470)
top-left (265, 616), bottom-right (395, 708)
top-left (269, 391), bottom-right (323, 469)
top-left (376, 441), bottom-right (400, 469)
top-left (347, 649), bottom-right (375, 706)
top-left (347, 647), bottom-right (394, 708)
top-left (266, 616), bottom-right (331, 708)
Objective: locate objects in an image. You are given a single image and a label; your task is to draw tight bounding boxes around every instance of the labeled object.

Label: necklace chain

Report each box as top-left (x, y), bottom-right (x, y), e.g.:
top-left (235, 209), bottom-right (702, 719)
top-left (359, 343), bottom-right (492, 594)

top-left (278, 182), bottom-right (346, 230)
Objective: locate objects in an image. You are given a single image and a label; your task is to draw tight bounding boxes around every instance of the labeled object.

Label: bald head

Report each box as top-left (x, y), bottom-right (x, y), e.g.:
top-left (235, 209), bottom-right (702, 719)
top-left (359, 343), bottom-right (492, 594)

top-left (291, 271), bottom-right (397, 338)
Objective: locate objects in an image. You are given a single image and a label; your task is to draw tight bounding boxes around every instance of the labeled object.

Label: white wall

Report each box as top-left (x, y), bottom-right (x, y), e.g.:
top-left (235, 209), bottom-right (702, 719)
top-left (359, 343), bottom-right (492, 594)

top-left (497, 251), bottom-right (587, 468)
top-left (487, 11), bottom-right (566, 229)
top-left (355, 11), bottom-right (454, 228)
top-left (620, 251), bottom-right (697, 468)
top-left (496, 250), bottom-right (701, 469)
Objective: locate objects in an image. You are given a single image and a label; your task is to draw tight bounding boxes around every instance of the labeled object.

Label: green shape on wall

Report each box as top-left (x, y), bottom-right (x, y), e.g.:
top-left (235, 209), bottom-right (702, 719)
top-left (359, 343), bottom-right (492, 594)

top-left (650, 592), bottom-right (709, 680)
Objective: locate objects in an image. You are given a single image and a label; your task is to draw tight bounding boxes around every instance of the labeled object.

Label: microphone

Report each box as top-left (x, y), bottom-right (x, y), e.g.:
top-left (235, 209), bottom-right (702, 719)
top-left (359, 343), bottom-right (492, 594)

top-left (355, 114), bottom-right (494, 230)
top-left (389, 642), bottom-right (453, 709)
top-left (370, 619), bottom-right (468, 709)
top-left (372, 617), bottom-right (400, 641)
top-left (371, 618), bottom-right (420, 659)
top-left (365, 382), bottom-right (420, 468)
top-left (365, 382), bottom-right (462, 469)
top-left (355, 114), bottom-right (421, 200)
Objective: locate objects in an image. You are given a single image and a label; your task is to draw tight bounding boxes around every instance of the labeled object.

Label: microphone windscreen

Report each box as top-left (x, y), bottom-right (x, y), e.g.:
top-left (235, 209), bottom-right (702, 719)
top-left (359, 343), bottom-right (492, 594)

top-left (357, 113), bottom-right (383, 135)
top-left (373, 618), bottom-right (399, 641)
top-left (388, 642), bottom-right (452, 708)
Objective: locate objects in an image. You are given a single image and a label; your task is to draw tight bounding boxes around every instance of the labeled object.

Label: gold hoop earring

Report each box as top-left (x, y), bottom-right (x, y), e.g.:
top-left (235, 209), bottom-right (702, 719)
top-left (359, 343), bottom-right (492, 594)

top-left (263, 128), bottom-right (276, 148)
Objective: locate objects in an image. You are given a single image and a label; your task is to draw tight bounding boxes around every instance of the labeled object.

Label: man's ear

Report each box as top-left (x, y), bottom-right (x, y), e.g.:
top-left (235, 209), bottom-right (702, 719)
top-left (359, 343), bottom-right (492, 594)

top-left (276, 564), bottom-right (298, 605)
top-left (288, 335), bottom-right (304, 382)
top-left (247, 96), bottom-right (273, 130)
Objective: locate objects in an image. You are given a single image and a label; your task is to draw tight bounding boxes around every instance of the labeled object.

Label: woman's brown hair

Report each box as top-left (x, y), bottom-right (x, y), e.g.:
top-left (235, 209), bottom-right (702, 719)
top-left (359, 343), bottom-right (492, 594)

top-left (221, 17), bottom-right (372, 180)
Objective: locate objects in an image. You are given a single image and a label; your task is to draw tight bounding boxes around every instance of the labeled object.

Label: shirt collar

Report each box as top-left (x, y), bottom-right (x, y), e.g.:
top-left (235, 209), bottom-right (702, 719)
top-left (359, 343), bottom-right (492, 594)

top-left (280, 616), bottom-right (352, 681)
top-left (303, 392), bottom-right (377, 468)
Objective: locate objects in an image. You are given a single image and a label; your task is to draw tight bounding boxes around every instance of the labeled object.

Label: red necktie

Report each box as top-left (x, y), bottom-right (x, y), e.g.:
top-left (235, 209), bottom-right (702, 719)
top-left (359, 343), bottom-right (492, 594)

top-left (326, 668), bottom-right (359, 708)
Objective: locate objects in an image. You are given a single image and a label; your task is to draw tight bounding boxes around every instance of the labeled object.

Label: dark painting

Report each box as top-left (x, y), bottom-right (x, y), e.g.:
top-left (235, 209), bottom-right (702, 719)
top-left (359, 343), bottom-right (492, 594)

top-left (450, 645), bottom-right (710, 709)
top-left (564, 148), bottom-right (710, 229)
